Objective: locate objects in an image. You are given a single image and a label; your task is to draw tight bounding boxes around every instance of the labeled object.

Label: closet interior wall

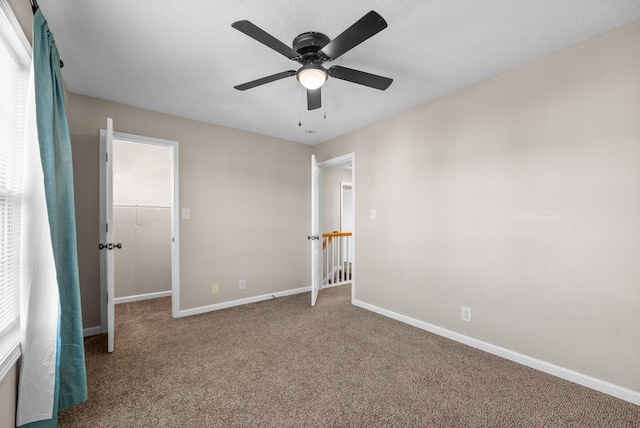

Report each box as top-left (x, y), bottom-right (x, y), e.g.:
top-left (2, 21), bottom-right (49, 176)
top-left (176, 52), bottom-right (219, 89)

top-left (113, 205), bottom-right (171, 299)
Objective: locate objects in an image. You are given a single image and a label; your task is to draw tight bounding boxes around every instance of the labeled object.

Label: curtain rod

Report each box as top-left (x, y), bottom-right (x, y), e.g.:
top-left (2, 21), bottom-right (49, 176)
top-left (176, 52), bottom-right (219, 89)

top-left (29, 0), bottom-right (64, 68)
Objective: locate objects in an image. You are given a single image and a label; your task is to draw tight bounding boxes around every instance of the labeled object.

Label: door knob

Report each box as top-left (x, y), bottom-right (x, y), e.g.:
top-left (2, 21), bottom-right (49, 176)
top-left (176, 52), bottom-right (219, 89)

top-left (98, 243), bottom-right (123, 250)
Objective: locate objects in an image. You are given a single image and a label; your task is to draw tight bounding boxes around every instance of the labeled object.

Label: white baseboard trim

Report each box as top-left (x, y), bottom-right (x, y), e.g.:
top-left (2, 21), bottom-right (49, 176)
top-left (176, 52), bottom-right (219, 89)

top-left (83, 325), bottom-right (103, 337)
top-left (352, 299), bottom-right (640, 406)
top-left (177, 286), bottom-right (311, 318)
top-left (115, 290), bottom-right (172, 305)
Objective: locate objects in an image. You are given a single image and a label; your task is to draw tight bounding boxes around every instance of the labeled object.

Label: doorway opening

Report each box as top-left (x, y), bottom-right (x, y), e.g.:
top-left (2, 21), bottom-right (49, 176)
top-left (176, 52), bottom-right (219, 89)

top-left (112, 139), bottom-right (172, 305)
top-left (310, 153), bottom-right (355, 306)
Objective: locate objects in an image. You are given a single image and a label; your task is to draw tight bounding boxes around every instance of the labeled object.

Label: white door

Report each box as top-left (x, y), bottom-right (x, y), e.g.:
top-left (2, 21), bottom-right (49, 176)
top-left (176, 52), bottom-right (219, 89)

top-left (310, 155), bottom-right (322, 306)
top-left (99, 118), bottom-right (115, 352)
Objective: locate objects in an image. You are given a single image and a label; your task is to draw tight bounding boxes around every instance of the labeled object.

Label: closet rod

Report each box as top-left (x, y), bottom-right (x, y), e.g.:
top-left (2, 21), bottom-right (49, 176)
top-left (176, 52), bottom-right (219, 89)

top-left (114, 204), bottom-right (171, 210)
top-left (29, 0), bottom-right (64, 68)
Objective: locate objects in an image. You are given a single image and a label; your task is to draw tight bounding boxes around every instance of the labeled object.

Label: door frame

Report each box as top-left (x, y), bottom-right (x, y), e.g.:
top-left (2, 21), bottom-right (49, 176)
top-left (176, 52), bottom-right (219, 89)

top-left (340, 181), bottom-right (353, 264)
top-left (99, 129), bottom-right (180, 329)
top-left (340, 181), bottom-right (353, 233)
top-left (315, 153), bottom-right (355, 303)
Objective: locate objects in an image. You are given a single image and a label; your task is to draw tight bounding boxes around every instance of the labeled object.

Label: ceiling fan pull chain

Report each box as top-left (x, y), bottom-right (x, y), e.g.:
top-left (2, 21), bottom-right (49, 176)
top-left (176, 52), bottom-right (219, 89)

top-left (323, 83), bottom-right (327, 119)
top-left (298, 84), bottom-right (302, 126)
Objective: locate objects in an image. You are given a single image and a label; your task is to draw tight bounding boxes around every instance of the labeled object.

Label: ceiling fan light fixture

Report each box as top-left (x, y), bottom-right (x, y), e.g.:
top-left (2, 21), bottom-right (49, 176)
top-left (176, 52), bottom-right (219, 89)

top-left (297, 65), bottom-right (327, 90)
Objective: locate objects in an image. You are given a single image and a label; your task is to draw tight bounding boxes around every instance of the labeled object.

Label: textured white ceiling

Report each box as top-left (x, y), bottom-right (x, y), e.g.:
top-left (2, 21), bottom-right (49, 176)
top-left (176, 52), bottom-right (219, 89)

top-left (38, 1), bottom-right (640, 145)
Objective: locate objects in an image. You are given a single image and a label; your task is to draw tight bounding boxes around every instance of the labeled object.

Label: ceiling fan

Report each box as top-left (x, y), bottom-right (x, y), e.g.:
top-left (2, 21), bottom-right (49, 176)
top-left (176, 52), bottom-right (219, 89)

top-left (232, 11), bottom-right (393, 111)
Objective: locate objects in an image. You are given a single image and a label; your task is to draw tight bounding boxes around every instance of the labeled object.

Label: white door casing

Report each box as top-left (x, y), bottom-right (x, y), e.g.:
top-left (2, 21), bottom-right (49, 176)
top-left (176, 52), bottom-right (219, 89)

top-left (311, 153), bottom-right (355, 306)
top-left (100, 120), bottom-right (180, 353)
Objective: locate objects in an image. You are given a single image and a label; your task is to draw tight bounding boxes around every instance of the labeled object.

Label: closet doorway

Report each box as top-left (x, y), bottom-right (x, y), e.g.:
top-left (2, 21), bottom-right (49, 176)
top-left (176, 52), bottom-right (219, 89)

top-left (112, 139), bottom-right (172, 304)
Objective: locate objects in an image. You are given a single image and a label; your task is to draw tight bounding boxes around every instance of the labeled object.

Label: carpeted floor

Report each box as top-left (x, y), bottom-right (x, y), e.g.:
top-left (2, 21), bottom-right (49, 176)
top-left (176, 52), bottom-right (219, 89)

top-left (59, 285), bottom-right (640, 427)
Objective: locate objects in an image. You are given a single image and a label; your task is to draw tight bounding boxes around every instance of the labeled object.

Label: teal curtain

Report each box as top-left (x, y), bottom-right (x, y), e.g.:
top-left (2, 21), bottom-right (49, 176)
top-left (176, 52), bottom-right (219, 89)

top-left (22, 8), bottom-right (88, 426)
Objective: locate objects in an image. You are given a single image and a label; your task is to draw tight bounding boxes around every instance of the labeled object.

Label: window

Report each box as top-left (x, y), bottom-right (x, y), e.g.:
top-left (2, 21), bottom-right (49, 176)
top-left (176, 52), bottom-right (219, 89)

top-left (0, 0), bottom-right (30, 378)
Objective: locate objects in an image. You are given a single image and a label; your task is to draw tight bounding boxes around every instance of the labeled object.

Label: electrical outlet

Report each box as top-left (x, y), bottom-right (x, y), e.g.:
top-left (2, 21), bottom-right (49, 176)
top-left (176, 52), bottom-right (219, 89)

top-left (239, 279), bottom-right (246, 290)
top-left (212, 283), bottom-right (219, 294)
top-left (461, 306), bottom-right (472, 322)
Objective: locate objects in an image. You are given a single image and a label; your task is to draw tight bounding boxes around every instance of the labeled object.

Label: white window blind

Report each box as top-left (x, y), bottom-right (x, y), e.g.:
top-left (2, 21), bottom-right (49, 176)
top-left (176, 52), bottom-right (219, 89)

top-left (0, 1), bottom-right (29, 344)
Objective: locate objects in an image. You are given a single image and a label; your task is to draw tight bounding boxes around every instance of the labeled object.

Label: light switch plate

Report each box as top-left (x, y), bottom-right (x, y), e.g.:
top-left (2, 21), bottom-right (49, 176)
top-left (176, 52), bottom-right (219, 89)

top-left (182, 208), bottom-right (190, 219)
top-left (371, 209), bottom-right (377, 220)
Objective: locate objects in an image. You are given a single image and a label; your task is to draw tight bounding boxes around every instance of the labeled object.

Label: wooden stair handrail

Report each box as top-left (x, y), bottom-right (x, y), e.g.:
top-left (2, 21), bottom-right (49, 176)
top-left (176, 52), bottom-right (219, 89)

top-left (322, 231), bottom-right (352, 250)
top-left (322, 232), bottom-right (352, 238)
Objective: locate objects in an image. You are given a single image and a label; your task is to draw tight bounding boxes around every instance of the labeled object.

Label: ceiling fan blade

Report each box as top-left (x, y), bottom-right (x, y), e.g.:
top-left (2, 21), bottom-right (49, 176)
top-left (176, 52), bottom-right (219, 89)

top-left (307, 88), bottom-right (321, 110)
top-left (328, 66), bottom-right (392, 90)
top-left (319, 11), bottom-right (387, 60)
top-left (232, 20), bottom-right (301, 60)
top-left (234, 71), bottom-right (296, 91)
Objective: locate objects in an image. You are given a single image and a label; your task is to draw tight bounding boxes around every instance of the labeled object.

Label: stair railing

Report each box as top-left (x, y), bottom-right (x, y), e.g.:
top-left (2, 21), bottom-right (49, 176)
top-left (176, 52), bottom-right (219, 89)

top-left (322, 231), bottom-right (353, 287)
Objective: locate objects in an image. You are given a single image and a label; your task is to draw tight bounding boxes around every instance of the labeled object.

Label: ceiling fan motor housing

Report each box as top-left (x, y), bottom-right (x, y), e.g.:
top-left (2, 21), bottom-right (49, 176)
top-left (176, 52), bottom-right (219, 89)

top-left (292, 32), bottom-right (331, 64)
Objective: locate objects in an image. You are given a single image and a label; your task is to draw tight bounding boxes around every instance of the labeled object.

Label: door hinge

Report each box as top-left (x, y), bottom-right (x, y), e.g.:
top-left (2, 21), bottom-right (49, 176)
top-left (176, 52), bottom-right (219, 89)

top-left (105, 152), bottom-right (108, 162)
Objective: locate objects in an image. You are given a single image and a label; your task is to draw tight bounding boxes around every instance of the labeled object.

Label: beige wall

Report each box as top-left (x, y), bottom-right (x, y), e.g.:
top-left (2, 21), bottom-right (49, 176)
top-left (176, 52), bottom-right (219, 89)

top-left (67, 93), bottom-right (312, 321)
top-left (0, 363), bottom-right (17, 428)
top-left (313, 20), bottom-right (640, 393)
top-left (72, 134), bottom-right (102, 327)
top-left (114, 207), bottom-right (171, 298)
top-left (7, 0), bottom-right (31, 44)
top-left (322, 167), bottom-right (352, 233)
